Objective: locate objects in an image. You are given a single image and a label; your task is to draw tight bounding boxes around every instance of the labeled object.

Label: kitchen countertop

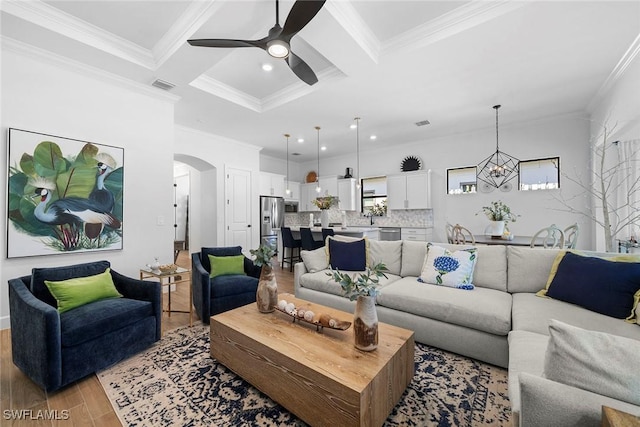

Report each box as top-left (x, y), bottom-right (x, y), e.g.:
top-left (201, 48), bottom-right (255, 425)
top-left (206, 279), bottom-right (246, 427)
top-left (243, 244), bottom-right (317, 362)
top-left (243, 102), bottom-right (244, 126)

top-left (279, 226), bottom-right (380, 233)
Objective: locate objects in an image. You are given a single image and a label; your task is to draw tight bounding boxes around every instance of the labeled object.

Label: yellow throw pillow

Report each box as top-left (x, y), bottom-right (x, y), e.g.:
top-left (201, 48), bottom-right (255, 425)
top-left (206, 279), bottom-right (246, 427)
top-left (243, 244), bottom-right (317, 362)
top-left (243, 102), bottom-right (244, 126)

top-left (45, 268), bottom-right (122, 314)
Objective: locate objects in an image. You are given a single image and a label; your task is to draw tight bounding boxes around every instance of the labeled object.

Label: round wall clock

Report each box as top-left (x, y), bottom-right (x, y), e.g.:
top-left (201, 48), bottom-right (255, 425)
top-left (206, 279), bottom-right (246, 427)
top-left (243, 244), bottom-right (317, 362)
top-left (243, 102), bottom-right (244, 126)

top-left (401, 155), bottom-right (422, 172)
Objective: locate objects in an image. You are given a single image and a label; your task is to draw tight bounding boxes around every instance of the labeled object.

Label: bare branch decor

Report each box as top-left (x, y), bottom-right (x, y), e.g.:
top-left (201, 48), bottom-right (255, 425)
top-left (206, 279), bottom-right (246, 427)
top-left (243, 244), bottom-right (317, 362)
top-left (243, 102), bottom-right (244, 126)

top-left (553, 123), bottom-right (640, 252)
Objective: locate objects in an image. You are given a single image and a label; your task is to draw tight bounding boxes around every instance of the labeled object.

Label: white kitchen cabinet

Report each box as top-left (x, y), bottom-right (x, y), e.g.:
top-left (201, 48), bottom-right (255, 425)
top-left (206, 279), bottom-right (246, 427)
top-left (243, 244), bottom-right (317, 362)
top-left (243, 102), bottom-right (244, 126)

top-left (300, 183), bottom-right (320, 211)
top-left (318, 175), bottom-right (338, 197)
top-left (284, 181), bottom-right (300, 201)
top-left (300, 176), bottom-right (342, 211)
top-left (386, 170), bottom-right (431, 210)
top-left (259, 172), bottom-right (285, 197)
top-left (401, 227), bottom-right (433, 242)
top-left (338, 178), bottom-right (357, 211)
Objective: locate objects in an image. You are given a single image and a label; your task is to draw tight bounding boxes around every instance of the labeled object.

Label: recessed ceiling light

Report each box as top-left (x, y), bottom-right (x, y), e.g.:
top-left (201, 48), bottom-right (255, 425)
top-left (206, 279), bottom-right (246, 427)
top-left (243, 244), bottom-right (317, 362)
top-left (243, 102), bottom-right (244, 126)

top-left (262, 63), bottom-right (273, 72)
top-left (297, 138), bottom-right (304, 143)
top-left (321, 146), bottom-right (327, 151)
top-left (370, 135), bottom-right (377, 140)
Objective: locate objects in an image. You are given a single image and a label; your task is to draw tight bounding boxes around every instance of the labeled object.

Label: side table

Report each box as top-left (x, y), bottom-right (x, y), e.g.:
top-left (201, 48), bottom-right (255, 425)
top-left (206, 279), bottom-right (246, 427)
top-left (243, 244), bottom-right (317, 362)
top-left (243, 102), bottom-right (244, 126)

top-left (602, 406), bottom-right (640, 427)
top-left (140, 267), bottom-right (193, 331)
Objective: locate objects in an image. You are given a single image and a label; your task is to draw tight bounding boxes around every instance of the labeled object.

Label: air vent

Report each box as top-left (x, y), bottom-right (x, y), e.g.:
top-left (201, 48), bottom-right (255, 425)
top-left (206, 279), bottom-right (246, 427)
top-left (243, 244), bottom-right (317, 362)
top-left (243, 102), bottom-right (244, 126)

top-left (415, 119), bottom-right (430, 127)
top-left (151, 79), bottom-right (175, 91)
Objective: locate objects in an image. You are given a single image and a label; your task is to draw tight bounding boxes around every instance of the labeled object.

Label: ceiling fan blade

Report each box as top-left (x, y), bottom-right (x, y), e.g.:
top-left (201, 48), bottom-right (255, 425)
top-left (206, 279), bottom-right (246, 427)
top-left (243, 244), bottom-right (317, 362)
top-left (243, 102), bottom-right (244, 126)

top-left (286, 52), bottom-right (318, 86)
top-left (187, 38), bottom-right (264, 49)
top-left (281, 0), bottom-right (326, 39)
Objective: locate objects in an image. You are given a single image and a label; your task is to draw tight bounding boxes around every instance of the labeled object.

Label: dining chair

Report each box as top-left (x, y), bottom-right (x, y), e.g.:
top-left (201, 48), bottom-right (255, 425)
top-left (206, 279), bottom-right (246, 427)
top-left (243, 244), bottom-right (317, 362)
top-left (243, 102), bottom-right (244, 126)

top-left (281, 227), bottom-right (302, 272)
top-left (531, 224), bottom-right (565, 248)
top-left (563, 223), bottom-right (579, 249)
top-left (445, 222), bottom-right (455, 244)
top-left (300, 227), bottom-right (323, 251)
top-left (452, 224), bottom-right (475, 244)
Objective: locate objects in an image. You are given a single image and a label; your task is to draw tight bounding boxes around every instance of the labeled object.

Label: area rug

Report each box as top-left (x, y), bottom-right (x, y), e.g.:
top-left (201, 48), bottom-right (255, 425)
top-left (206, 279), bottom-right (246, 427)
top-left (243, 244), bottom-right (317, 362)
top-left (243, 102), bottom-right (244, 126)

top-left (98, 325), bottom-right (511, 426)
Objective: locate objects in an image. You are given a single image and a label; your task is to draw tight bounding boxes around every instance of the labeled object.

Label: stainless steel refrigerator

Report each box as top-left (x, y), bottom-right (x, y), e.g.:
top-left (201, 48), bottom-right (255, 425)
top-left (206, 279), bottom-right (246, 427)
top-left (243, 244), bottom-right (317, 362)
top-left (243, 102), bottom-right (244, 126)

top-left (260, 196), bottom-right (284, 251)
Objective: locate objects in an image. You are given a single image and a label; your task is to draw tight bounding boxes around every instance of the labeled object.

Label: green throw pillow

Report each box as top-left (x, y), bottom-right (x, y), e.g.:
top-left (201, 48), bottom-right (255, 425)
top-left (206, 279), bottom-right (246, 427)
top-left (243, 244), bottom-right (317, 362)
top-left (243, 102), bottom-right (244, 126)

top-left (45, 268), bottom-right (122, 314)
top-left (208, 254), bottom-right (246, 278)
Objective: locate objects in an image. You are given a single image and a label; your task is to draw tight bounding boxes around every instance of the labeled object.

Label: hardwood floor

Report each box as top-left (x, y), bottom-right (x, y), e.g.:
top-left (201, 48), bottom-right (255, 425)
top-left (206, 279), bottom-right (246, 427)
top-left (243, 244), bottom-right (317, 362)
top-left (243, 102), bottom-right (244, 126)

top-left (0, 252), bottom-right (294, 426)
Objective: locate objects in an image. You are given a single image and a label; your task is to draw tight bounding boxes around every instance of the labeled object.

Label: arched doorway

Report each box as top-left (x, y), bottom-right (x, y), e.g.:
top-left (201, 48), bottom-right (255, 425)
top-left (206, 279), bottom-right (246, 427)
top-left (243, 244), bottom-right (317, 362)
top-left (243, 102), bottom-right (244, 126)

top-left (173, 154), bottom-right (217, 253)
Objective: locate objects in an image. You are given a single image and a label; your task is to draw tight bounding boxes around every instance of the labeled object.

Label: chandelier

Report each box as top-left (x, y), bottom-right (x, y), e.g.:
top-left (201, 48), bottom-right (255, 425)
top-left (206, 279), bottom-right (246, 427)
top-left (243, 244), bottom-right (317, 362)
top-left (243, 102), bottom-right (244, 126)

top-left (477, 105), bottom-right (519, 189)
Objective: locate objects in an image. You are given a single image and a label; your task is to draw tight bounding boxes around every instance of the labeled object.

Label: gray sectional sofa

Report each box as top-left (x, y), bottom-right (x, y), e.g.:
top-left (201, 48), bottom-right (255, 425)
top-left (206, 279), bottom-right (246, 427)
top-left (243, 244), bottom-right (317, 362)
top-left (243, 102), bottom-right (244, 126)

top-left (293, 240), bottom-right (640, 426)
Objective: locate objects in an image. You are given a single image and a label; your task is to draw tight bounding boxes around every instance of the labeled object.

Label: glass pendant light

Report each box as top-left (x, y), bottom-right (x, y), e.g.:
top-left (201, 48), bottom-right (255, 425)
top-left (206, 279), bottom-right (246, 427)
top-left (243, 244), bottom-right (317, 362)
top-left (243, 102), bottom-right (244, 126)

top-left (315, 126), bottom-right (322, 193)
top-left (354, 117), bottom-right (361, 189)
top-left (284, 133), bottom-right (291, 196)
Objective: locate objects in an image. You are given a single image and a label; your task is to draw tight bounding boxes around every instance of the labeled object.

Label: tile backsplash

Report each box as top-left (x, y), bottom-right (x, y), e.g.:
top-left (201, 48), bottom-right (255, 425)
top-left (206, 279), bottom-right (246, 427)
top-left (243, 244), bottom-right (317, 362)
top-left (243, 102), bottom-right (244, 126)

top-left (285, 209), bottom-right (433, 228)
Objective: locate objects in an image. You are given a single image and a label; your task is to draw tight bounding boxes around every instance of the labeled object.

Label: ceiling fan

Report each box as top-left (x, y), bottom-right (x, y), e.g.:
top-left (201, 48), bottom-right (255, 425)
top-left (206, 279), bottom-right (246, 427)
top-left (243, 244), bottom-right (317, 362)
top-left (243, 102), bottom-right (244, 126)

top-left (188, 0), bottom-right (326, 86)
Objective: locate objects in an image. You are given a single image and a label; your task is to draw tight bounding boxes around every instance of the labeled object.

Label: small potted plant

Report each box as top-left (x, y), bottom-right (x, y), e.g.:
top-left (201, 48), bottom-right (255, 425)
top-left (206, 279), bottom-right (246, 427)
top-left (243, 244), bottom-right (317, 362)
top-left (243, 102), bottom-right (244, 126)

top-left (327, 262), bottom-right (388, 351)
top-left (477, 200), bottom-right (519, 237)
top-left (250, 244), bottom-right (277, 313)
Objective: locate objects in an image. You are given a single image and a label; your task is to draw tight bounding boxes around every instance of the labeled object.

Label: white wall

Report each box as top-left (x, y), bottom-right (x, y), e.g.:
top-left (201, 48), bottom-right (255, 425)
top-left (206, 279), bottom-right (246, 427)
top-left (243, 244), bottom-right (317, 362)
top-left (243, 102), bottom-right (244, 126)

top-left (589, 54), bottom-right (640, 250)
top-left (1, 48), bottom-right (176, 329)
top-left (298, 114), bottom-right (592, 247)
top-left (259, 153), bottom-right (303, 184)
top-left (174, 126), bottom-right (262, 249)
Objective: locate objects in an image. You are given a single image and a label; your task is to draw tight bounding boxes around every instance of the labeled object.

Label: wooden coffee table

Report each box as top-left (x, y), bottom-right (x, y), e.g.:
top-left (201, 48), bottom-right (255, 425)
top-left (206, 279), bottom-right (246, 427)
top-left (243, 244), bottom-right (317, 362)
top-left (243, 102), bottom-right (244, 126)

top-left (210, 293), bottom-right (415, 426)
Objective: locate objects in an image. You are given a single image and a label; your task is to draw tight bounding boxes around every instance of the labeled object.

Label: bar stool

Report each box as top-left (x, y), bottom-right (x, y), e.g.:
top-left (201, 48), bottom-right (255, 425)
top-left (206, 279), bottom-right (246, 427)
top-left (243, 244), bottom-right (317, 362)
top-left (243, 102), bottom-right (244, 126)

top-left (300, 227), bottom-right (323, 251)
top-left (281, 227), bottom-right (302, 272)
top-left (321, 228), bottom-right (335, 246)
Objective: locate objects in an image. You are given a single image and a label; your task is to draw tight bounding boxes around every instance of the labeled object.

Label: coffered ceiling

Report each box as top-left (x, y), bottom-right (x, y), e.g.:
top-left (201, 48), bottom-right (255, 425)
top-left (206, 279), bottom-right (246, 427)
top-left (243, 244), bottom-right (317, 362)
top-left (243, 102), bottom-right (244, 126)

top-left (1, 1), bottom-right (639, 161)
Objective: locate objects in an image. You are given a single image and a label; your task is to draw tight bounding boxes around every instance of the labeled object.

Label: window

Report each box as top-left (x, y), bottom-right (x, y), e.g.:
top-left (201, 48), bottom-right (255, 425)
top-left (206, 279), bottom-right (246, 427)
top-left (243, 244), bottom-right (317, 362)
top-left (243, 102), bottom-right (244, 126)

top-left (519, 157), bottom-right (560, 191)
top-left (361, 176), bottom-right (387, 214)
top-left (446, 166), bottom-right (477, 194)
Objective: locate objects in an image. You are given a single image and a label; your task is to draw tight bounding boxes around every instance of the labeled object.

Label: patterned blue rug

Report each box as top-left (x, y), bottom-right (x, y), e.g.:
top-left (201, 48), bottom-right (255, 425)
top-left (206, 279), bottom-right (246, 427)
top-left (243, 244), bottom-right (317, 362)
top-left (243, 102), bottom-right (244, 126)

top-left (98, 325), bottom-right (511, 426)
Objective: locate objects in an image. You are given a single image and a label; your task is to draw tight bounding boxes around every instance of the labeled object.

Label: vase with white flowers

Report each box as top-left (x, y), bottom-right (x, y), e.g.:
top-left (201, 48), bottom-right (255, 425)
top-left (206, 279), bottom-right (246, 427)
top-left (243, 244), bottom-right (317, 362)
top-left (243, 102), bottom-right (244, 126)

top-left (313, 194), bottom-right (339, 228)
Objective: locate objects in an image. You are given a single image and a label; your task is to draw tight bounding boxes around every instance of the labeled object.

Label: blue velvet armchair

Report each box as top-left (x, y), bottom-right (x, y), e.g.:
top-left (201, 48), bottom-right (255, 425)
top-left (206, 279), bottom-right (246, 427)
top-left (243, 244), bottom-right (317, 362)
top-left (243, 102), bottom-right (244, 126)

top-left (8, 260), bottom-right (161, 392)
top-left (191, 246), bottom-right (261, 323)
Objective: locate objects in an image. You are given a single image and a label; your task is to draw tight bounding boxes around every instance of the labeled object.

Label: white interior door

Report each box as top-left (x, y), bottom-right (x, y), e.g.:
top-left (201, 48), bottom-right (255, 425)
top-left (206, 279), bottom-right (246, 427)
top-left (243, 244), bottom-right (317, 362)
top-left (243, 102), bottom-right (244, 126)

top-left (225, 167), bottom-right (252, 250)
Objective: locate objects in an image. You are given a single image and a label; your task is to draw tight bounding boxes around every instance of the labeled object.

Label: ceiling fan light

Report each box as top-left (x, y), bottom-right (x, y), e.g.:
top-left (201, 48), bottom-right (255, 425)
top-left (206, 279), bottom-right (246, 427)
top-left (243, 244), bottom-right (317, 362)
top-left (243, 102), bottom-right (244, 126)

top-left (267, 40), bottom-right (290, 58)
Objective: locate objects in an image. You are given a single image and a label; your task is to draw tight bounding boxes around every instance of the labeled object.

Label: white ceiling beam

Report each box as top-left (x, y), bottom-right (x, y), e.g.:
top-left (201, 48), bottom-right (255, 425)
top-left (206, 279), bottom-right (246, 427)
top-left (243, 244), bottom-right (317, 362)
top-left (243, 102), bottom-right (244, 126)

top-left (1, 0), bottom-right (155, 69)
top-left (152, 0), bottom-right (226, 69)
top-left (382, 0), bottom-right (529, 57)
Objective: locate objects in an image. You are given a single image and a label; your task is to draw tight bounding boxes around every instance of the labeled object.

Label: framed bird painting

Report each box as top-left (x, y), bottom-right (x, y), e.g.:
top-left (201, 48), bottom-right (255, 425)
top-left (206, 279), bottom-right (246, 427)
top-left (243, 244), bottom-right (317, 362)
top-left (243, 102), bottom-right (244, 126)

top-left (6, 128), bottom-right (124, 258)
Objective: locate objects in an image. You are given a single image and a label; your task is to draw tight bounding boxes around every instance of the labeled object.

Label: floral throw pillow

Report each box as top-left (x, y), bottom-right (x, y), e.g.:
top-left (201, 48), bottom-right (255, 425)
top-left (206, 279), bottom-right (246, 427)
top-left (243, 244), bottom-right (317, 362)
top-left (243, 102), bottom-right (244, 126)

top-left (419, 243), bottom-right (477, 290)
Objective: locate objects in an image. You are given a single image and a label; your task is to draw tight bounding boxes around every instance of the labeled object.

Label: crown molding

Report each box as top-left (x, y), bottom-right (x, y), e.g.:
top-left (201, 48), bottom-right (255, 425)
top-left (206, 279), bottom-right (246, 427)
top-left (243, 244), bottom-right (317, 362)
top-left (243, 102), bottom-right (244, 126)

top-left (382, 0), bottom-right (527, 57)
top-left (152, 0), bottom-right (226, 69)
top-left (325, 1), bottom-right (380, 64)
top-left (261, 67), bottom-right (345, 112)
top-left (2, 36), bottom-right (181, 103)
top-left (587, 32), bottom-right (640, 113)
top-left (190, 66), bottom-right (344, 113)
top-left (1, 0), bottom-right (156, 69)
top-left (189, 75), bottom-right (262, 112)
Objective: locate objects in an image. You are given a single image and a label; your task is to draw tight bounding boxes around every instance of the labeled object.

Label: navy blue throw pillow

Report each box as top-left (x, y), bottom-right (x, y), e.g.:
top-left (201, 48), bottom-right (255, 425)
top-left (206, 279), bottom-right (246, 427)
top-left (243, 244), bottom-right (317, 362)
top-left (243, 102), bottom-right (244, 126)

top-left (329, 239), bottom-right (366, 271)
top-left (546, 252), bottom-right (640, 319)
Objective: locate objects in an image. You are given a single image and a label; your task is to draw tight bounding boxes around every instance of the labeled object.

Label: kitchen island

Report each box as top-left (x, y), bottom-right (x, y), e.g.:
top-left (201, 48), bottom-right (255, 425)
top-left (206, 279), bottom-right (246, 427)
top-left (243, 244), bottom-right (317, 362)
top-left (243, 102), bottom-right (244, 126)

top-left (275, 226), bottom-right (380, 264)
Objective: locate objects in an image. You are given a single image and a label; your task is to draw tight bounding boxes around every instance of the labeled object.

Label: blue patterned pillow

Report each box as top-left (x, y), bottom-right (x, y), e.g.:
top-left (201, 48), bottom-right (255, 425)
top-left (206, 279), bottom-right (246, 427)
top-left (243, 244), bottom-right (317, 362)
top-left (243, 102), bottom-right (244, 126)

top-left (419, 243), bottom-right (477, 290)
